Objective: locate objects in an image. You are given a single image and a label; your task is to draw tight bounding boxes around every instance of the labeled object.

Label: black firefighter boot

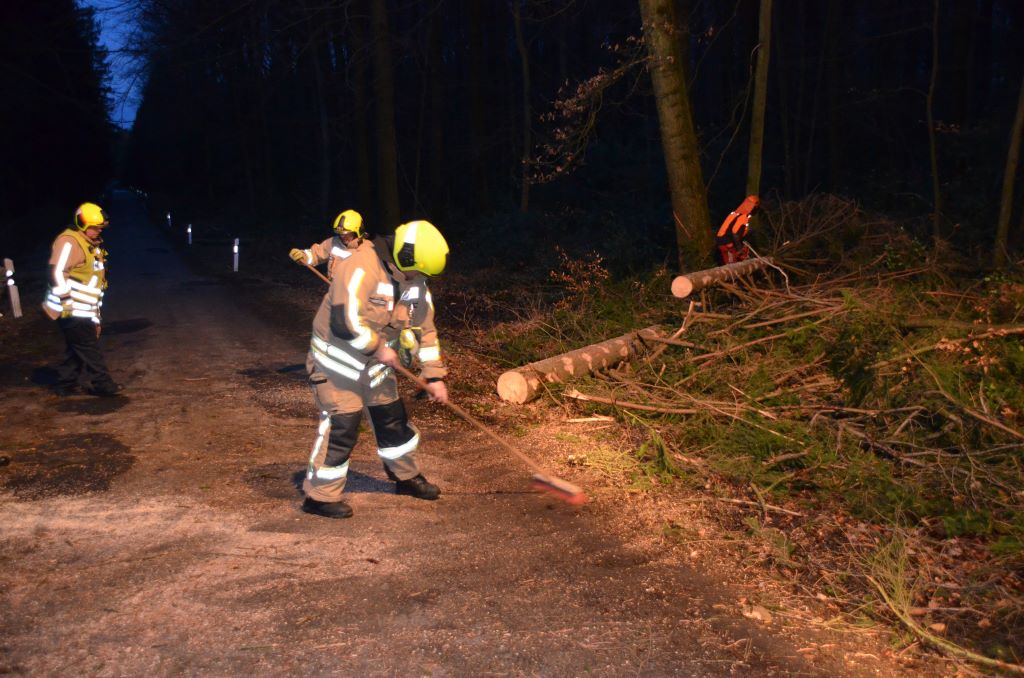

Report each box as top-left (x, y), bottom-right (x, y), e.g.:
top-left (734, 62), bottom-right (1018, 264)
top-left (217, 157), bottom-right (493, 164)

top-left (382, 465), bottom-right (441, 501)
top-left (395, 474), bottom-right (441, 500)
top-left (301, 497), bottom-right (354, 519)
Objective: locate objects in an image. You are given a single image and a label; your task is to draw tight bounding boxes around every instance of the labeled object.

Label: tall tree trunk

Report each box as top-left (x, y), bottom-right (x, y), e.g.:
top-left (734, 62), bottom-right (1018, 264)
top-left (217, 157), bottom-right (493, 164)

top-left (426, 3), bottom-right (444, 211)
top-left (775, 16), bottom-right (794, 197)
top-left (350, 11), bottom-right (373, 219)
top-left (370, 0), bottom-right (401, 230)
top-left (746, 0), bottom-right (772, 198)
top-left (926, 0), bottom-right (943, 240)
top-left (803, 0), bottom-right (830, 195)
top-left (467, 0), bottom-right (490, 212)
top-left (825, 0), bottom-right (841, 190)
top-left (638, 0), bottom-right (712, 270)
top-left (308, 19), bottom-right (331, 221)
top-left (994, 75), bottom-right (1024, 268)
top-left (511, 0), bottom-right (531, 213)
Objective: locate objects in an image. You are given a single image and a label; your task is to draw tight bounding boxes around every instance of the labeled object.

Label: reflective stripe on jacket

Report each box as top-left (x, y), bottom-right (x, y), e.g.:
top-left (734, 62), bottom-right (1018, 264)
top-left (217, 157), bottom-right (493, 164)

top-left (42, 228), bottom-right (107, 322)
top-left (300, 235), bottom-right (356, 280)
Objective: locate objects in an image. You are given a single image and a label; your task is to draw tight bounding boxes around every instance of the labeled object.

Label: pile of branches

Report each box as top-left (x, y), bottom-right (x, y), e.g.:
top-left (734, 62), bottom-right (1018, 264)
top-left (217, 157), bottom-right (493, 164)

top-left (561, 250), bottom-right (1024, 670)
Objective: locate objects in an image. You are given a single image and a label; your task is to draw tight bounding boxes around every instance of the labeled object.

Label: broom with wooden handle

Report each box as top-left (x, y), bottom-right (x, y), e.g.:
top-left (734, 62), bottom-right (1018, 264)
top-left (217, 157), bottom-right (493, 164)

top-left (300, 261), bottom-right (587, 505)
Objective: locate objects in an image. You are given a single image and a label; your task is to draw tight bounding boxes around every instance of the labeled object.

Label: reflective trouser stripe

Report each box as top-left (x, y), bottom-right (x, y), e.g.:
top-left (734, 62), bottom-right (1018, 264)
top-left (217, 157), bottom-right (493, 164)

top-left (306, 412), bottom-right (332, 480)
top-left (315, 461), bottom-right (349, 480)
top-left (378, 428), bottom-right (419, 460)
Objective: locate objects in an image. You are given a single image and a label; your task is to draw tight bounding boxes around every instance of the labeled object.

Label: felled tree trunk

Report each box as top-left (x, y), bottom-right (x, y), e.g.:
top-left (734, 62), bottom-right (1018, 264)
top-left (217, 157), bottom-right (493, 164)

top-left (671, 257), bottom-right (774, 298)
top-left (497, 326), bottom-right (662, 404)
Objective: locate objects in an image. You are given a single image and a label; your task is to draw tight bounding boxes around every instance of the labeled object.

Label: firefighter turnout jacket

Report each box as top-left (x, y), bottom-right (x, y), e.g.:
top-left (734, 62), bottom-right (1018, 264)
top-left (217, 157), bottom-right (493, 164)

top-left (296, 234), bottom-right (358, 280)
top-left (306, 238), bottom-right (447, 390)
top-left (43, 228), bottom-right (107, 323)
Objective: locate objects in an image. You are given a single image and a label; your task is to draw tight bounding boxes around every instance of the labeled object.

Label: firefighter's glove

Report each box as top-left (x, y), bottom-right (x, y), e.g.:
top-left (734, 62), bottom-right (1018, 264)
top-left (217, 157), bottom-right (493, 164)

top-left (398, 328), bottom-right (419, 368)
top-left (423, 379), bottom-right (448, 404)
top-left (289, 248), bottom-right (306, 264)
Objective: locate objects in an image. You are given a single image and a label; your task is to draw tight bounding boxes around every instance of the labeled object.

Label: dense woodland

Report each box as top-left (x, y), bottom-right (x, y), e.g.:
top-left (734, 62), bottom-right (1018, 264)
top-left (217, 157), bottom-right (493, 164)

top-left (1, 0), bottom-right (115, 249)
top-left (6, 1), bottom-right (1024, 271)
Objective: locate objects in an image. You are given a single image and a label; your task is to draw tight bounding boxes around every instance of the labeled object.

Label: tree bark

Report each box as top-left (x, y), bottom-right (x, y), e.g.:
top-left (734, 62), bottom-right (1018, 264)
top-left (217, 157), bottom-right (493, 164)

top-left (670, 257), bottom-right (775, 298)
top-left (638, 0), bottom-right (712, 271)
top-left (994, 75), bottom-right (1024, 268)
top-left (497, 326), bottom-right (663, 404)
top-left (746, 0), bottom-right (772, 198)
top-left (825, 0), bottom-right (842, 190)
top-left (308, 14), bottom-right (331, 221)
top-left (467, 0), bottom-right (490, 212)
top-left (926, 0), bottom-right (943, 240)
top-left (350, 10), bottom-right (374, 219)
top-left (511, 0), bottom-right (531, 213)
top-left (426, 4), bottom-right (444, 209)
top-left (371, 0), bottom-right (401, 230)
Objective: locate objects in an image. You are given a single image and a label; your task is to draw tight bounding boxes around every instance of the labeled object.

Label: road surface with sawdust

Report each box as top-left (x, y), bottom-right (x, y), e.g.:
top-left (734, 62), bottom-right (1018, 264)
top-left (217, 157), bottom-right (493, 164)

top-left (0, 192), bottom-right (908, 676)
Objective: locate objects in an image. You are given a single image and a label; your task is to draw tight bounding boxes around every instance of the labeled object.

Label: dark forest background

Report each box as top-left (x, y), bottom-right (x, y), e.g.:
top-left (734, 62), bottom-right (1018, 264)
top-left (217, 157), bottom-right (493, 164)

top-left (3, 0), bottom-right (1024, 273)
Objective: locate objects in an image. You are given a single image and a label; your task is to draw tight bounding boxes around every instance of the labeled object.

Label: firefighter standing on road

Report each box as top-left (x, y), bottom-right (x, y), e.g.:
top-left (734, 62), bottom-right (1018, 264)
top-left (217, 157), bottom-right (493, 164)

top-left (715, 195), bottom-right (760, 265)
top-left (300, 220), bottom-right (450, 519)
top-left (289, 209), bottom-right (365, 280)
top-left (42, 202), bottom-right (121, 397)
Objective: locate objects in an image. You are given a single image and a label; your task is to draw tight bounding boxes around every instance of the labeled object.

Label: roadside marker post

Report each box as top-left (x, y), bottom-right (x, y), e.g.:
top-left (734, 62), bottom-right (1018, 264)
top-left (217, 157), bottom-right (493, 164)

top-left (233, 238), bottom-right (239, 272)
top-left (187, 224), bottom-right (192, 245)
top-left (3, 258), bottom-right (23, 318)
top-left (166, 212), bottom-right (172, 228)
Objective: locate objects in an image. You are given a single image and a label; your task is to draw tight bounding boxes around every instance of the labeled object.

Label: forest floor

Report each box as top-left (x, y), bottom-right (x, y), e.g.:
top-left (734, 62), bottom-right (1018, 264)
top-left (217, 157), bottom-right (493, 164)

top-left (0, 192), bottom-right (950, 675)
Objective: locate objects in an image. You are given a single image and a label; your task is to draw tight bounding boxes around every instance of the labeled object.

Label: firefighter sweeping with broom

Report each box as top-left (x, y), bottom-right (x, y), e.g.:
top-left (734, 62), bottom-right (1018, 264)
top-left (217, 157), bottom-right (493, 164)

top-left (298, 220), bottom-right (449, 519)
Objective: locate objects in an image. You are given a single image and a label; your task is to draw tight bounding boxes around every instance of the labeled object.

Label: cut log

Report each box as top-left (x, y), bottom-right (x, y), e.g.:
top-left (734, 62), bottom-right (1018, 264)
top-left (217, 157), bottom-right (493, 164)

top-left (497, 325), bottom-right (662, 404)
top-left (671, 257), bottom-right (774, 298)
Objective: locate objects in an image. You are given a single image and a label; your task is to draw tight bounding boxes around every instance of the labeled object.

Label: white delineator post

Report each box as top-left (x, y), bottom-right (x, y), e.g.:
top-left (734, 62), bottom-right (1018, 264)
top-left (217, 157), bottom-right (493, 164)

top-left (3, 258), bottom-right (23, 318)
top-left (166, 212), bottom-right (172, 228)
top-left (233, 238), bottom-right (239, 272)
top-left (187, 224), bottom-right (192, 245)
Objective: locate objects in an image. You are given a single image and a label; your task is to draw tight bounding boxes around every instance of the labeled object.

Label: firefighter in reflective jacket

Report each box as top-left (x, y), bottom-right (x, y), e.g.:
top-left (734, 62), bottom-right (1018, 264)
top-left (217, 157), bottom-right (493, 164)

top-left (715, 195), bottom-right (759, 265)
top-left (42, 202), bottom-right (121, 396)
top-left (301, 220), bottom-right (450, 519)
top-left (288, 209), bottom-right (364, 280)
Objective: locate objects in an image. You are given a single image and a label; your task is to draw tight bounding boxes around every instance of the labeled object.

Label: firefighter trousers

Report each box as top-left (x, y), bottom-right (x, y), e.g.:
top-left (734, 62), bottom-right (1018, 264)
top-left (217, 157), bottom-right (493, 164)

top-left (56, 317), bottom-right (115, 390)
top-left (302, 367), bottom-right (421, 503)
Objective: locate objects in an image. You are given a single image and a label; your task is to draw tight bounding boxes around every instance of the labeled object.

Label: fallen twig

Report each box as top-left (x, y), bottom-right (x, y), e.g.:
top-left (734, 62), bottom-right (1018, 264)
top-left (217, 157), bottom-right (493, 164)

top-left (682, 496), bottom-right (805, 517)
top-left (564, 389), bottom-right (698, 415)
top-left (867, 575), bottom-right (1024, 674)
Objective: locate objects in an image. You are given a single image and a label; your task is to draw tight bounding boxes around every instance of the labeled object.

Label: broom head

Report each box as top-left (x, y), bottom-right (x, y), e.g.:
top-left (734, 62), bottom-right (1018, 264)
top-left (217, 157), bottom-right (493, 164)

top-left (530, 473), bottom-right (587, 505)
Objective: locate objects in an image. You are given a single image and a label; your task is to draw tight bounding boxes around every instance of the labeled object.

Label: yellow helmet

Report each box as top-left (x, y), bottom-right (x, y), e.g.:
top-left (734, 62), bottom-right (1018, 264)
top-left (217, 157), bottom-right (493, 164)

top-left (332, 209), bottom-right (363, 237)
top-left (393, 220), bottom-right (448, 276)
top-left (74, 202), bottom-right (109, 230)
